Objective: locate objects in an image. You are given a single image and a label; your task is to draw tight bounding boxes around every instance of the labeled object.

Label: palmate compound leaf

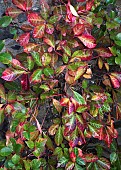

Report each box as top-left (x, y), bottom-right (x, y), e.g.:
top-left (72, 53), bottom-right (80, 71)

top-left (77, 34), bottom-right (96, 49)
top-left (12, 0), bottom-right (32, 11)
top-left (6, 7), bottom-right (23, 18)
top-left (1, 68), bottom-right (26, 81)
top-left (18, 32), bottom-right (30, 46)
top-left (28, 12), bottom-right (45, 26)
top-left (33, 24), bottom-right (45, 38)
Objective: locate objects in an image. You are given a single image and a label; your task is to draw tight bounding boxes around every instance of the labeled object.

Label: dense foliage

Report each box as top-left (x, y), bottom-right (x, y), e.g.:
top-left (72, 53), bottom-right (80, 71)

top-left (0, 0), bottom-right (121, 169)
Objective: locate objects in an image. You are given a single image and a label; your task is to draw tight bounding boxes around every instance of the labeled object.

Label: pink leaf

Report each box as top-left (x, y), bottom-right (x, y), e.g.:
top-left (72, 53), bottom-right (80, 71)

top-left (28, 12), bottom-right (45, 26)
top-left (18, 32), bottom-right (30, 46)
top-left (1, 68), bottom-right (25, 81)
top-left (109, 75), bottom-right (120, 88)
top-left (86, 0), bottom-right (94, 11)
top-left (78, 34), bottom-right (96, 48)
top-left (95, 48), bottom-right (112, 58)
top-left (73, 23), bottom-right (84, 36)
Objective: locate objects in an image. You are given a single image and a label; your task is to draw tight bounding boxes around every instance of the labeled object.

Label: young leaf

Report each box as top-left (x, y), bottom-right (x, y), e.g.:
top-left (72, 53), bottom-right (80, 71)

top-left (46, 23), bottom-right (54, 34)
top-left (55, 126), bottom-right (63, 146)
top-left (1, 68), bottom-right (25, 81)
top-left (33, 24), bottom-right (45, 38)
top-left (18, 32), bottom-right (30, 46)
top-left (69, 4), bottom-right (79, 17)
top-left (72, 90), bottom-right (86, 104)
top-left (78, 34), bottom-right (96, 49)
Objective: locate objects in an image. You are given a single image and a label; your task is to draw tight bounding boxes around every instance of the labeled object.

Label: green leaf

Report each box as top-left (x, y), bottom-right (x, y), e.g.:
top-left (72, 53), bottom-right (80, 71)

top-left (76, 157), bottom-right (86, 166)
top-left (23, 160), bottom-right (31, 170)
top-left (110, 152), bottom-right (118, 163)
top-left (62, 53), bottom-right (69, 64)
top-left (23, 131), bottom-right (30, 140)
top-left (74, 163), bottom-right (84, 170)
top-left (115, 33), bottom-right (121, 41)
top-left (115, 55), bottom-right (121, 65)
top-left (43, 67), bottom-right (54, 77)
top-left (0, 108), bottom-right (4, 125)
top-left (55, 126), bottom-right (63, 146)
top-left (31, 52), bottom-right (42, 66)
top-left (62, 46), bottom-right (71, 56)
top-left (82, 80), bottom-right (88, 89)
top-left (31, 159), bottom-right (41, 169)
top-left (0, 53), bottom-right (12, 64)
top-left (5, 81), bottom-right (21, 91)
top-left (27, 56), bottom-right (34, 70)
top-left (25, 141), bottom-right (34, 149)
top-left (89, 120), bottom-right (102, 129)
top-left (0, 147), bottom-right (12, 156)
top-left (48, 15), bottom-right (60, 24)
top-left (12, 154), bottom-right (20, 164)
top-left (0, 16), bottom-right (12, 27)
top-left (0, 40), bottom-right (4, 51)
top-left (72, 90), bottom-right (86, 104)
top-left (57, 157), bottom-right (69, 167)
top-left (30, 69), bottom-right (42, 83)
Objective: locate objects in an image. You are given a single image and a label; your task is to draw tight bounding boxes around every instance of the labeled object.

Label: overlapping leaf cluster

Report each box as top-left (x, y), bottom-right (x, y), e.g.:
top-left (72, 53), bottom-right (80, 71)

top-left (0, 0), bottom-right (121, 169)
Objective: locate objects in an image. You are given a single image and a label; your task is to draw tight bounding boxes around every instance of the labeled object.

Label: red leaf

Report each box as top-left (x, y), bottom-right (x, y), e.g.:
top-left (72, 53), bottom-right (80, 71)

top-left (109, 75), bottom-right (120, 88)
top-left (18, 32), bottom-right (30, 46)
top-left (6, 7), bottom-right (22, 18)
top-left (104, 129), bottom-right (112, 147)
top-left (21, 74), bottom-right (30, 91)
top-left (77, 0), bottom-right (85, 2)
top-left (70, 152), bottom-right (76, 162)
top-left (12, 0), bottom-right (32, 11)
top-left (66, 2), bottom-right (76, 23)
top-left (73, 24), bottom-right (84, 36)
top-left (1, 68), bottom-right (25, 81)
top-left (86, 0), bottom-right (94, 11)
top-left (111, 72), bottom-right (121, 82)
top-left (28, 13), bottom-right (45, 26)
top-left (21, 24), bottom-right (33, 32)
top-left (12, 0), bottom-right (26, 11)
top-left (95, 48), bottom-right (112, 58)
top-left (78, 34), bottom-right (96, 48)
top-left (33, 24), bottom-right (45, 38)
